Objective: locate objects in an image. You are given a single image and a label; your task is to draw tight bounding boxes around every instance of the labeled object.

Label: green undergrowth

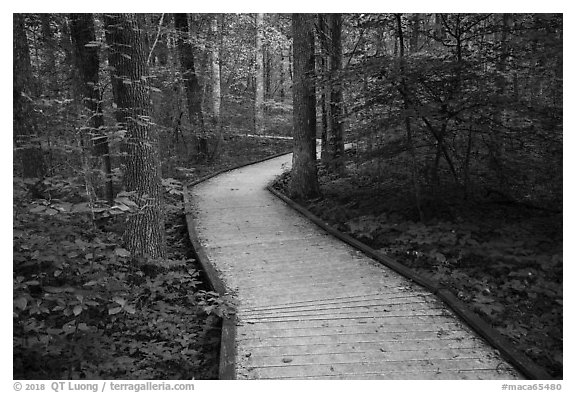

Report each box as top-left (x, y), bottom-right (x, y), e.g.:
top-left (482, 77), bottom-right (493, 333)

top-left (273, 161), bottom-right (562, 379)
top-left (14, 134), bottom-right (292, 379)
top-left (13, 179), bottom-right (226, 379)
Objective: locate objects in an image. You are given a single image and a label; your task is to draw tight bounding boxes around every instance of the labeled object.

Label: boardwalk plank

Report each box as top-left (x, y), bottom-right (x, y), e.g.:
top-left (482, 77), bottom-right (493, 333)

top-left (189, 153), bottom-right (523, 380)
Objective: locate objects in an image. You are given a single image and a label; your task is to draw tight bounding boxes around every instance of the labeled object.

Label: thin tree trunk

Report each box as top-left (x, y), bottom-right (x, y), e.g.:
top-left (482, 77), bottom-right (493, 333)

top-left (209, 15), bottom-right (221, 125)
top-left (152, 13), bottom-right (169, 66)
top-left (146, 13), bottom-right (165, 65)
top-left (317, 14), bottom-right (330, 163)
top-left (491, 13), bottom-right (512, 192)
top-left (280, 45), bottom-right (289, 100)
top-left (13, 13), bottom-right (44, 179)
top-left (375, 26), bottom-right (385, 56)
top-left (463, 126), bottom-right (474, 199)
top-left (70, 13), bottom-right (114, 204)
top-left (41, 14), bottom-right (58, 94)
top-left (409, 13), bottom-right (420, 53)
top-left (288, 43), bottom-right (293, 83)
top-left (290, 13), bottom-right (320, 200)
top-left (264, 48), bottom-right (271, 100)
top-left (255, 13), bottom-right (265, 134)
top-left (396, 14), bottom-right (424, 221)
top-left (209, 14), bottom-right (223, 160)
top-left (434, 13), bottom-right (446, 41)
top-left (328, 14), bottom-right (345, 174)
top-left (104, 13), bottom-right (166, 262)
top-left (422, 116), bottom-right (460, 187)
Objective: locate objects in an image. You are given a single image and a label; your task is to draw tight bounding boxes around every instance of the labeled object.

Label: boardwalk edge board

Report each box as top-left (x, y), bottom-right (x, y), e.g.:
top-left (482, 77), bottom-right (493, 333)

top-left (266, 183), bottom-right (553, 380)
top-left (182, 149), bottom-right (292, 380)
top-left (183, 185), bottom-right (237, 379)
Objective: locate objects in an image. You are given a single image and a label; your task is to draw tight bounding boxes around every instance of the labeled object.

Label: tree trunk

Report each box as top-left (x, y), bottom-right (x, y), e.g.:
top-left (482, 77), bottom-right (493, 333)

top-left (327, 14), bottom-right (345, 173)
top-left (409, 13), bottom-right (420, 53)
top-left (463, 126), bottom-right (474, 199)
top-left (280, 45), bottom-right (289, 100)
top-left (290, 13), bottom-right (320, 200)
top-left (174, 13), bottom-right (206, 158)
top-left (136, 14), bottom-right (151, 54)
top-left (40, 14), bottom-right (58, 94)
top-left (434, 13), bottom-right (446, 40)
top-left (288, 43), bottom-right (293, 82)
top-left (151, 14), bottom-right (169, 66)
top-left (209, 15), bottom-right (221, 126)
top-left (69, 13), bottom-right (114, 204)
top-left (208, 14), bottom-right (223, 160)
top-left (490, 13), bottom-right (512, 192)
top-left (396, 14), bottom-right (424, 221)
top-left (317, 14), bottom-right (330, 163)
top-left (104, 13), bottom-right (166, 262)
top-left (13, 13), bottom-right (44, 179)
top-left (264, 48), bottom-right (270, 99)
top-left (255, 13), bottom-right (265, 134)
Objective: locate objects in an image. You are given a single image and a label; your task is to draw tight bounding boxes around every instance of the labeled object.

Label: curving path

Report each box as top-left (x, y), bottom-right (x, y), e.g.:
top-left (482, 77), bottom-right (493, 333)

top-left (187, 153), bottom-right (522, 380)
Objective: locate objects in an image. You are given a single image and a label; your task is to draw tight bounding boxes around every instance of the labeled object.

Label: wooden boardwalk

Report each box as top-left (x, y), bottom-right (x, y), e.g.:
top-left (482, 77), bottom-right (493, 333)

top-left (187, 153), bottom-right (523, 380)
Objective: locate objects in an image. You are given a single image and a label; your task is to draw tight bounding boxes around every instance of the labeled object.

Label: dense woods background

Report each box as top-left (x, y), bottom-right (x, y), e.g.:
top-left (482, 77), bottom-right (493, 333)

top-left (13, 13), bottom-right (562, 379)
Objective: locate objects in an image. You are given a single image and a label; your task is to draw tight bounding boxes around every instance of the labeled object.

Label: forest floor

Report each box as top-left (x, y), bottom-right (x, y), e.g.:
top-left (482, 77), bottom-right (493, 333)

top-left (273, 151), bottom-right (563, 379)
top-left (13, 134), bottom-right (293, 379)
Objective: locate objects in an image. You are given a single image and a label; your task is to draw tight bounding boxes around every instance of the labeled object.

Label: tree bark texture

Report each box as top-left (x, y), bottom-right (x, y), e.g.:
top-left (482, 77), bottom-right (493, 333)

top-left (104, 13), bottom-right (166, 261)
top-left (255, 13), bottom-right (265, 134)
top-left (289, 13), bottom-right (320, 200)
top-left (173, 13), bottom-right (205, 138)
top-left (13, 13), bottom-right (45, 179)
top-left (69, 13), bottom-right (114, 203)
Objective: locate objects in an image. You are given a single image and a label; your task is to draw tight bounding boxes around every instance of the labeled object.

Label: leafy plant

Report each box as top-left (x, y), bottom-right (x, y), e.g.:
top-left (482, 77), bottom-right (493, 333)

top-left (13, 177), bottom-right (224, 379)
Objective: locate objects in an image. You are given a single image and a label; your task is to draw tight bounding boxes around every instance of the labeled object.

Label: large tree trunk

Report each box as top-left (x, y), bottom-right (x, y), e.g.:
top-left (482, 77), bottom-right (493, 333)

top-left (255, 13), bottom-right (265, 134)
top-left (69, 13), bottom-right (114, 204)
top-left (13, 13), bottom-right (44, 179)
top-left (104, 13), bottom-right (166, 262)
top-left (289, 13), bottom-right (320, 200)
top-left (173, 13), bottom-right (206, 158)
